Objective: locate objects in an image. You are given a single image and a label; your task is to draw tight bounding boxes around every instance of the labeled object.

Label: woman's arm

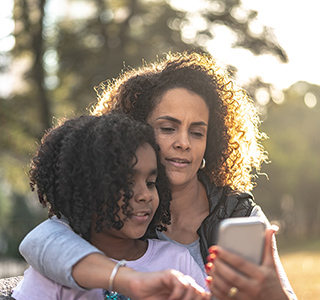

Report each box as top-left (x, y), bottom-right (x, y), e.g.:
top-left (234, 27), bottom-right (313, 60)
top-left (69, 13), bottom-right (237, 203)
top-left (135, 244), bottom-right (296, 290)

top-left (206, 227), bottom-right (293, 300)
top-left (250, 206), bottom-right (296, 298)
top-left (19, 217), bottom-right (103, 289)
top-left (20, 218), bottom-right (211, 300)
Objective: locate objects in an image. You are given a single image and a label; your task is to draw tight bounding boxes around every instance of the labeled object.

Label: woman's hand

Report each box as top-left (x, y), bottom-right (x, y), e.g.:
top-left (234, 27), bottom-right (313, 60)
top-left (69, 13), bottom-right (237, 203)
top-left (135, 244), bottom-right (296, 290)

top-left (116, 268), bottom-right (211, 300)
top-left (205, 226), bottom-right (290, 300)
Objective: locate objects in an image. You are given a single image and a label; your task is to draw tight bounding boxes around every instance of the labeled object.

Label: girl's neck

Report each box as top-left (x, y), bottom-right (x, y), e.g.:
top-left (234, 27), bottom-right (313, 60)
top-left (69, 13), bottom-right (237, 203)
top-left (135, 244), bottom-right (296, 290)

top-left (90, 233), bottom-right (148, 261)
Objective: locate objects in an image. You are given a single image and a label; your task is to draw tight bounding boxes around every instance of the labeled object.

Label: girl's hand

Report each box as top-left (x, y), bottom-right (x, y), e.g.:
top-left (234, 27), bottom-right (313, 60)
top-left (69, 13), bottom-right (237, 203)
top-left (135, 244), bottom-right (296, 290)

top-left (205, 226), bottom-right (290, 300)
top-left (116, 268), bottom-right (211, 300)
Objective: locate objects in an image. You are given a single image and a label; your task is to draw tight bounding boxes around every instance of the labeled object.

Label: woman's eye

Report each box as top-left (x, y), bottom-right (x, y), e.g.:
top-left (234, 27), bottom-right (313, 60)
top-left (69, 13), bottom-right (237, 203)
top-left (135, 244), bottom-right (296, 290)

top-left (191, 131), bottom-right (204, 137)
top-left (160, 127), bottom-right (175, 133)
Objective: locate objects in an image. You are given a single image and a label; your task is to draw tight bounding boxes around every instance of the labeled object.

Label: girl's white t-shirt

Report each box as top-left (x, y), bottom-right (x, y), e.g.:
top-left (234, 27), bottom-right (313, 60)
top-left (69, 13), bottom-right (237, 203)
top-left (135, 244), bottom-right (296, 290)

top-left (12, 238), bottom-right (207, 300)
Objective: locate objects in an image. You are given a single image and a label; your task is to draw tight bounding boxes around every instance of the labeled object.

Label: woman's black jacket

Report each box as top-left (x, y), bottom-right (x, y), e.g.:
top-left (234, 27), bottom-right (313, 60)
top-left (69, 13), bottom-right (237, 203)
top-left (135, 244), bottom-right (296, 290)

top-left (146, 170), bottom-right (256, 264)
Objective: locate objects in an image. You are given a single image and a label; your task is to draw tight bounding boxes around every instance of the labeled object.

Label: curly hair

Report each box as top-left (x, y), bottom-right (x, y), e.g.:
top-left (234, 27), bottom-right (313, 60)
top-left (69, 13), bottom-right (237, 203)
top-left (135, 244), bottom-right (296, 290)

top-left (29, 113), bottom-right (171, 241)
top-left (91, 51), bottom-right (267, 192)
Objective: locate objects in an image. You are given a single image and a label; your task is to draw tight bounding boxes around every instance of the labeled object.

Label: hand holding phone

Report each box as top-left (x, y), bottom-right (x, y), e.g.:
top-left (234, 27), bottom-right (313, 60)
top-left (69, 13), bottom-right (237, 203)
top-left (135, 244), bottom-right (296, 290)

top-left (217, 217), bottom-right (266, 265)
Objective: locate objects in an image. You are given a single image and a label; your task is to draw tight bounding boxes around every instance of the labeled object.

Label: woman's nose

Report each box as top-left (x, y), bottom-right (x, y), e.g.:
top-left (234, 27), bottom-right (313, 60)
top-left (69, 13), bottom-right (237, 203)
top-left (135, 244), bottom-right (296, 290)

top-left (173, 131), bottom-right (191, 150)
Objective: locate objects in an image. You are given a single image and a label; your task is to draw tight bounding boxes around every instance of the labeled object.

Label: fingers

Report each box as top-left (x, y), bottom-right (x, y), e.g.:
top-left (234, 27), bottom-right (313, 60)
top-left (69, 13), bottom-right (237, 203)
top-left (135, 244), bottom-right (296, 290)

top-left (207, 246), bottom-right (261, 279)
top-left (207, 225), bottom-right (279, 276)
top-left (209, 282), bottom-right (242, 300)
top-left (123, 269), bottom-right (210, 300)
top-left (168, 271), bottom-right (210, 300)
top-left (206, 250), bottom-right (257, 299)
top-left (183, 275), bottom-right (211, 300)
top-left (206, 227), bottom-right (284, 300)
top-left (206, 246), bottom-right (262, 299)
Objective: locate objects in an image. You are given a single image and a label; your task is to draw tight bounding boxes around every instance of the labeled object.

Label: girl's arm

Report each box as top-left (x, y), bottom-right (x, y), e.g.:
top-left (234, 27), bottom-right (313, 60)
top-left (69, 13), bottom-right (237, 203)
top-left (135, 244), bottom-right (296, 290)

top-left (20, 218), bottom-right (210, 300)
top-left (73, 253), bottom-right (210, 300)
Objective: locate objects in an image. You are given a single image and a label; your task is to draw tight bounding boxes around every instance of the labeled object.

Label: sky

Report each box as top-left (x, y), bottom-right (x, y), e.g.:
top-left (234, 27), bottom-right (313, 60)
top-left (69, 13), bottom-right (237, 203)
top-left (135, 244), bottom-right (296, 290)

top-left (172, 0), bottom-right (320, 90)
top-left (234, 0), bottom-right (320, 90)
top-left (1, 0), bottom-right (319, 91)
top-left (238, 0), bottom-right (320, 90)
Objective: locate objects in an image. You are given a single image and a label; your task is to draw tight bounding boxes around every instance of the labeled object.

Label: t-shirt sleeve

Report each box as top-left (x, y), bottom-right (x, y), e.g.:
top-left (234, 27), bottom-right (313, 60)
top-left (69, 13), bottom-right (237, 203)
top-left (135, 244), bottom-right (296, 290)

top-left (12, 267), bottom-right (59, 300)
top-left (19, 217), bottom-right (104, 290)
top-left (250, 206), bottom-right (297, 300)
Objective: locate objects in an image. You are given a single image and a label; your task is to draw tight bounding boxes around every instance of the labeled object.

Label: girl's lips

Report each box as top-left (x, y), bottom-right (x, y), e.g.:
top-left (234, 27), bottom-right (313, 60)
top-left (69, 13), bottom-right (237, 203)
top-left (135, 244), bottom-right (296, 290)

top-left (130, 211), bottom-right (152, 223)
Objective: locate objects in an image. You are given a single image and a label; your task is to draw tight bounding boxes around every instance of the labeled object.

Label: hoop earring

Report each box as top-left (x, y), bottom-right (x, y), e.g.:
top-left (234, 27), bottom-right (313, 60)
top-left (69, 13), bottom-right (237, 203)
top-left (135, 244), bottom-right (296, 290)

top-left (200, 158), bottom-right (206, 169)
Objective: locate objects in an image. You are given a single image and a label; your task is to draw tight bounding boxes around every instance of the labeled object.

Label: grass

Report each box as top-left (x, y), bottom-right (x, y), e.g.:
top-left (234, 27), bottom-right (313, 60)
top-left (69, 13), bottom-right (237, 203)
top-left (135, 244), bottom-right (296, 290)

top-left (277, 237), bottom-right (320, 300)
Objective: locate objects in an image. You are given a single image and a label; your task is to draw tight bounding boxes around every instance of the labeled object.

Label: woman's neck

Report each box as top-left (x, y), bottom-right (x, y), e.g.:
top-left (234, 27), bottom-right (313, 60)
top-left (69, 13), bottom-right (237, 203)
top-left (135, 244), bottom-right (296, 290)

top-left (170, 176), bottom-right (207, 213)
top-left (165, 176), bottom-right (209, 244)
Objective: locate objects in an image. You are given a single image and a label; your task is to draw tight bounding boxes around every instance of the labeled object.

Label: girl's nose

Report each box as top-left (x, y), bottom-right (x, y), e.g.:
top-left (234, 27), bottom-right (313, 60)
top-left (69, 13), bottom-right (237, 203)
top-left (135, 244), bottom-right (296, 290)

top-left (134, 183), bottom-right (152, 203)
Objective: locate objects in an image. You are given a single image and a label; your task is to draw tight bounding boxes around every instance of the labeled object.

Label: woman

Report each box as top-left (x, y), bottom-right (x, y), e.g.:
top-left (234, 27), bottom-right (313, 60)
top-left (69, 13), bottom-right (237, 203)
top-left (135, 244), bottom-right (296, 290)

top-left (20, 51), bottom-right (296, 299)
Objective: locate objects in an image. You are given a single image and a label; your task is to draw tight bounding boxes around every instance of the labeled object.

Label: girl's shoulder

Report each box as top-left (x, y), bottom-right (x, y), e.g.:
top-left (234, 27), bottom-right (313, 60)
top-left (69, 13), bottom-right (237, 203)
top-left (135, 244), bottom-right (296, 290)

top-left (145, 239), bottom-right (192, 261)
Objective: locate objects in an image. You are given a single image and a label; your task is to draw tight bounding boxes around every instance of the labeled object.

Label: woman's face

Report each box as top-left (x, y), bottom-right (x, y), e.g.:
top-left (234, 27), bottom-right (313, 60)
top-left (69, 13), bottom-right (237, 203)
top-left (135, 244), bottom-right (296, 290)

top-left (147, 88), bottom-right (209, 188)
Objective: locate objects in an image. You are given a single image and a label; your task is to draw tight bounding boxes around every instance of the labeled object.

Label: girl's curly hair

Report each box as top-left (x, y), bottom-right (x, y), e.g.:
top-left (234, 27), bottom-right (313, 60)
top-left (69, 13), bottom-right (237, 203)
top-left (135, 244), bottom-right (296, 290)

top-left (92, 51), bottom-right (267, 191)
top-left (29, 113), bottom-right (171, 241)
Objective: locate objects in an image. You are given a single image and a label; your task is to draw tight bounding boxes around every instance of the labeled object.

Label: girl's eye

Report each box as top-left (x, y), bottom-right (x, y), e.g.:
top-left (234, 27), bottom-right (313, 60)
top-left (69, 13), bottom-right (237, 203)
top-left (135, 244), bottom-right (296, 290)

top-left (147, 181), bottom-right (157, 188)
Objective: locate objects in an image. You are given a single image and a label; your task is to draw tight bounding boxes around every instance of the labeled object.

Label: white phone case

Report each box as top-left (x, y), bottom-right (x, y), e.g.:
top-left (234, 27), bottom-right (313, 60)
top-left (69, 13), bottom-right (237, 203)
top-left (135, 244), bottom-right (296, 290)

top-left (217, 217), bottom-right (266, 265)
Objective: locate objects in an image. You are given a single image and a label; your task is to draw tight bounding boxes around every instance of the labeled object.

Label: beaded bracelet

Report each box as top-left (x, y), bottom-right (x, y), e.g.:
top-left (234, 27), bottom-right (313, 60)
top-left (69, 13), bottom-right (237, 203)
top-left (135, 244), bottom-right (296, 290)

top-left (109, 259), bottom-right (127, 292)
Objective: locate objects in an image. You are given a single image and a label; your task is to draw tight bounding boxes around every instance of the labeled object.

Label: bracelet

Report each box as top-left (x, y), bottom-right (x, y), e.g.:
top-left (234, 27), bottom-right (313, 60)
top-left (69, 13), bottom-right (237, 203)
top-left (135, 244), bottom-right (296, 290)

top-left (109, 259), bottom-right (127, 292)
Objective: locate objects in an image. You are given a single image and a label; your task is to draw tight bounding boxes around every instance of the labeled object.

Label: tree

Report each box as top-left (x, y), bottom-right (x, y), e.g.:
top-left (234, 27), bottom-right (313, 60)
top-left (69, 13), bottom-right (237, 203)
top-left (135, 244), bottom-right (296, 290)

top-left (253, 81), bottom-right (320, 238)
top-left (0, 0), bottom-right (288, 257)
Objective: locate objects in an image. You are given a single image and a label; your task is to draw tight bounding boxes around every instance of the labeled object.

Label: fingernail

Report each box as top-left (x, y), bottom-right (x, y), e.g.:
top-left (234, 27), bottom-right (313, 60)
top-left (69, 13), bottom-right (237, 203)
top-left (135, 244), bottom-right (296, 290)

top-left (205, 262), bottom-right (213, 272)
top-left (206, 253), bottom-right (216, 262)
top-left (205, 276), bottom-right (213, 284)
top-left (208, 246), bottom-right (218, 254)
top-left (271, 224), bottom-right (279, 233)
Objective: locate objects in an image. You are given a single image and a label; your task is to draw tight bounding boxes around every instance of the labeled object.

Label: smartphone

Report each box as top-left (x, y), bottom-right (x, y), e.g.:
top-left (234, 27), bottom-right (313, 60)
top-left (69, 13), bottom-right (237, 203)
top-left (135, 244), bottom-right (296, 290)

top-left (217, 217), bottom-right (266, 265)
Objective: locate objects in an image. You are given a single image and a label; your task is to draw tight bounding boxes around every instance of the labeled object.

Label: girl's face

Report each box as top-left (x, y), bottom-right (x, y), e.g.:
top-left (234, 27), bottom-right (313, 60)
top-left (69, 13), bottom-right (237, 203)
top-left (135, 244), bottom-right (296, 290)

top-left (147, 88), bottom-right (209, 188)
top-left (108, 143), bottom-right (160, 240)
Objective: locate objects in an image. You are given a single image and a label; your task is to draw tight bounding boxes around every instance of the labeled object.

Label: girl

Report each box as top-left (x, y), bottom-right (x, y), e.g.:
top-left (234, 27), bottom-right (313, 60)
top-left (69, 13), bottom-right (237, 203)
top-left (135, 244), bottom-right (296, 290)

top-left (13, 113), bottom-right (209, 300)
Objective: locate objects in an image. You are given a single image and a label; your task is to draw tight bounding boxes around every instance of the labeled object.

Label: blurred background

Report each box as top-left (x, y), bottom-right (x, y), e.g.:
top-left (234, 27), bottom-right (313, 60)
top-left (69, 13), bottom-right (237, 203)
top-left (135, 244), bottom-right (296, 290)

top-left (0, 0), bottom-right (319, 298)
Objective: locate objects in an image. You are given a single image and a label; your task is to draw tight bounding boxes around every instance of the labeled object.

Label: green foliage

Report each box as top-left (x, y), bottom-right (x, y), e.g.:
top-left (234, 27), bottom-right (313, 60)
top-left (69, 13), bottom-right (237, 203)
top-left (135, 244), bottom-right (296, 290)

top-left (0, 186), bottom-right (47, 258)
top-left (253, 82), bottom-right (320, 238)
top-left (0, 0), bottom-right (290, 257)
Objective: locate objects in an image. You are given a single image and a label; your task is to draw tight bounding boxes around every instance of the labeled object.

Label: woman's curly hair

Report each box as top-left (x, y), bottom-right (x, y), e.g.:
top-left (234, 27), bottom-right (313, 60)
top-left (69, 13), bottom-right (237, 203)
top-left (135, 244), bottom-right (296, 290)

top-left (29, 113), bottom-right (171, 241)
top-left (92, 51), bottom-right (267, 191)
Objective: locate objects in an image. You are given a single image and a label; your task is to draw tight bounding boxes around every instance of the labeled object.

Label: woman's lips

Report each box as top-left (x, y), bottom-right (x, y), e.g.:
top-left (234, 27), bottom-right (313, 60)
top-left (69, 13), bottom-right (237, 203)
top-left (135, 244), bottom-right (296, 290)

top-left (166, 158), bottom-right (190, 168)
